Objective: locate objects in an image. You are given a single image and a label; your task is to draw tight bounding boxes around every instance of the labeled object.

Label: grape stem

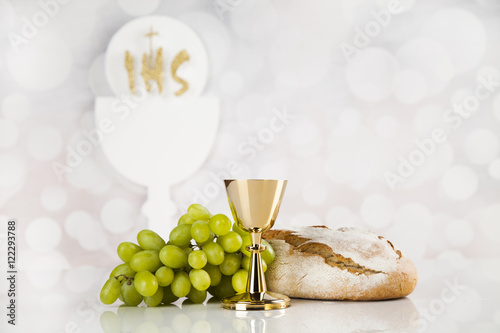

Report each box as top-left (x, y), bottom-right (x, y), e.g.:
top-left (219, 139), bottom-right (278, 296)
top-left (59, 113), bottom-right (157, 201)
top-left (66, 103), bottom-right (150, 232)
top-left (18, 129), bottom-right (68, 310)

top-left (113, 274), bottom-right (133, 283)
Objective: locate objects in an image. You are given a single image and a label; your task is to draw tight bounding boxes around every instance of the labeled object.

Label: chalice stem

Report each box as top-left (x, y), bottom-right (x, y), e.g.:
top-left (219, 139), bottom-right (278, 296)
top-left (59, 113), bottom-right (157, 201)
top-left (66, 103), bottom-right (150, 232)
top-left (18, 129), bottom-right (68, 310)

top-left (247, 232), bottom-right (267, 298)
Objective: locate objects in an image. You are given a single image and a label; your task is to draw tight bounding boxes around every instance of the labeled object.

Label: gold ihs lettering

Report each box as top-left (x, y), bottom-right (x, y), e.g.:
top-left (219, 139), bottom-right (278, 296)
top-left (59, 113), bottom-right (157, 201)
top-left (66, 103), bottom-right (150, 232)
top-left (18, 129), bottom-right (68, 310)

top-left (123, 27), bottom-right (191, 96)
top-left (124, 51), bottom-right (135, 95)
top-left (171, 49), bottom-right (189, 96)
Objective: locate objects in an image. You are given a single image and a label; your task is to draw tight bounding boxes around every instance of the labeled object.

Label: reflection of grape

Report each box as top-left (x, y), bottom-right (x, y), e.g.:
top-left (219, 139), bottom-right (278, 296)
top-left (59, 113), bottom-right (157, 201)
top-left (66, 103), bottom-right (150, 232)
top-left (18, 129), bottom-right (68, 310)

top-left (172, 313), bottom-right (191, 333)
top-left (100, 311), bottom-right (120, 333)
top-left (99, 203), bottom-right (276, 307)
top-left (134, 322), bottom-right (158, 333)
top-left (191, 319), bottom-right (211, 332)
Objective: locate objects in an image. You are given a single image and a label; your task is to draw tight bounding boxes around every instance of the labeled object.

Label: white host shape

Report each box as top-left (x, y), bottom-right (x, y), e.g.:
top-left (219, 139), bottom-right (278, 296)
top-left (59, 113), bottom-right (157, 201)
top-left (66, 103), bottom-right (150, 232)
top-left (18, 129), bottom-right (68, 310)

top-left (95, 16), bottom-right (219, 235)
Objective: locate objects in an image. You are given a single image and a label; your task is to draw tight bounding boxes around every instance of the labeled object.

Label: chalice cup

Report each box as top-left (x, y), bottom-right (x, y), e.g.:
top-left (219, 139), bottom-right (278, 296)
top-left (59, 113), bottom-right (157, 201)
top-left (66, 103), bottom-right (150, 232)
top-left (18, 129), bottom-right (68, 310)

top-left (222, 179), bottom-right (291, 310)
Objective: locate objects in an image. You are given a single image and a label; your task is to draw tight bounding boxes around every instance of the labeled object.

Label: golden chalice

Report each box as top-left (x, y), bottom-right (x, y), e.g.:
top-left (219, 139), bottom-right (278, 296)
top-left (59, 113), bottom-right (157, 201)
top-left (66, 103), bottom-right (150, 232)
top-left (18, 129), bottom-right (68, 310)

top-left (222, 179), bottom-right (291, 310)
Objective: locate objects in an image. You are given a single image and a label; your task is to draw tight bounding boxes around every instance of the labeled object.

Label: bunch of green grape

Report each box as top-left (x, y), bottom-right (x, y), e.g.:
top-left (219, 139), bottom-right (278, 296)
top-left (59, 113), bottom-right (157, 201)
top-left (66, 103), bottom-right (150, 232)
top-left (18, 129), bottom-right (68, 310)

top-left (100, 204), bottom-right (276, 306)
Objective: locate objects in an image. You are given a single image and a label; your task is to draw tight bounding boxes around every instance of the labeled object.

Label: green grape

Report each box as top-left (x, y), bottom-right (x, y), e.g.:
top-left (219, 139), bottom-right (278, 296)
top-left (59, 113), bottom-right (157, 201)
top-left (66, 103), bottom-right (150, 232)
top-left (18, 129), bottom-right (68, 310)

top-left (232, 269), bottom-right (248, 294)
top-left (261, 240), bottom-right (275, 265)
top-left (204, 264), bottom-right (222, 287)
top-left (183, 247), bottom-right (193, 256)
top-left (208, 214), bottom-right (231, 236)
top-left (189, 269), bottom-right (211, 291)
top-left (137, 230), bottom-right (166, 252)
top-left (219, 253), bottom-right (241, 276)
top-left (162, 286), bottom-right (179, 304)
top-left (155, 266), bottom-right (174, 287)
top-left (117, 242), bottom-right (143, 263)
top-left (109, 263), bottom-right (136, 281)
top-left (241, 256), bottom-right (267, 272)
top-left (171, 271), bottom-right (191, 298)
top-left (159, 245), bottom-right (188, 269)
top-left (191, 220), bottom-right (210, 243)
top-left (213, 275), bottom-right (236, 299)
top-left (187, 203), bottom-right (210, 221)
top-left (217, 231), bottom-right (242, 253)
top-left (169, 224), bottom-right (192, 247)
top-left (121, 280), bottom-right (143, 306)
top-left (144, 287), bottom-right (164, 307)
top-left (196, 232), bottom-right (215, 247)
top-left (202, 242), bottom-right (225, 265)
top-left (100, 277), bottom-right (121, 304)
top-left (239, 235), bottom-right (252, 257)
top-left (134, 271), bottom-right (159, 297)
top-left (188, 250), bottom-right (208, 269)
top-left (207, 286), bottom-right (216, 298)
top-left (178, 213), bottom-right (195, 225)
top-left (129, 250), bottom-right (162, 272)
top-left (232, 223), bottom-right (249, 237)
top-left (187, 288), bottom-right (207, 304)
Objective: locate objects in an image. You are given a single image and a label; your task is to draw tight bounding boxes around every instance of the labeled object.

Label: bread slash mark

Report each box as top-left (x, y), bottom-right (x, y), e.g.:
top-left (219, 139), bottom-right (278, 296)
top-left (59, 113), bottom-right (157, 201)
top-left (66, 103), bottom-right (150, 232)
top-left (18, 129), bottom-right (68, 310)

top-left (263, 229), bottom-right (385, 275)
top-left (299, 242), bottom-right (385, 275)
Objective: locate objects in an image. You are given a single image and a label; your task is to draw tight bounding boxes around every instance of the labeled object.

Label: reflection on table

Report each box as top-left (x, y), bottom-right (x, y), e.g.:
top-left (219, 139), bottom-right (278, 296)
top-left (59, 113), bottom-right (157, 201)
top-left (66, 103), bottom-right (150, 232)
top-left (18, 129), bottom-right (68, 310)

top-left (100, 296), bottom-right (418, 333)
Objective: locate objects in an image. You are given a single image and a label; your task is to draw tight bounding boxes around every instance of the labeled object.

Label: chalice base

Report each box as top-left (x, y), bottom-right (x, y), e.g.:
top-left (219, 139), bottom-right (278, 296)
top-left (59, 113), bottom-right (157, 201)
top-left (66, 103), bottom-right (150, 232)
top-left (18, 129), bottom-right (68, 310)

top-left (222, 291), bottom-right (290, 310)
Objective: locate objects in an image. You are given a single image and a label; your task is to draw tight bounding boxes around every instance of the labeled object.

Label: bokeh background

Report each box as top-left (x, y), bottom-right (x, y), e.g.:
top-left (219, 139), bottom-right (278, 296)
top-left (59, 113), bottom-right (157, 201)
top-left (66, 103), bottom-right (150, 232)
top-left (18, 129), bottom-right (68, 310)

top-left (1, 0), bottom-right (500, 331)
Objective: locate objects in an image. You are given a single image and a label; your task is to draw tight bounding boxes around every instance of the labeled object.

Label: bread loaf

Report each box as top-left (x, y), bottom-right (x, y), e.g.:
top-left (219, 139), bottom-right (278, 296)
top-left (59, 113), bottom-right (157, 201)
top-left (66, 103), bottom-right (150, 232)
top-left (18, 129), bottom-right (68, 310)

top-left (263, 226), bottom-right (417, 300)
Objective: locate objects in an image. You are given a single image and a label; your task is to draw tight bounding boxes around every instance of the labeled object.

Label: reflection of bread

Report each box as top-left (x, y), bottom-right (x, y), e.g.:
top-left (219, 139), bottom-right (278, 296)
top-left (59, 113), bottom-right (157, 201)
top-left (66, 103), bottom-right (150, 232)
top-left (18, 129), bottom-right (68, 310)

top-left (266, 298), bottom-right (419, 333)
top-left (263, 226), bottom-right (418, 301)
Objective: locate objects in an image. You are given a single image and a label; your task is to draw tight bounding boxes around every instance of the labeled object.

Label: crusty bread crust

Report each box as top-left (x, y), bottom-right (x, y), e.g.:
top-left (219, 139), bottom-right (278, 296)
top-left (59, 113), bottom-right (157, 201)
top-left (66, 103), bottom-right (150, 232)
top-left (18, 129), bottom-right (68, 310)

top-left (263, 226), bottom-right (418, 301)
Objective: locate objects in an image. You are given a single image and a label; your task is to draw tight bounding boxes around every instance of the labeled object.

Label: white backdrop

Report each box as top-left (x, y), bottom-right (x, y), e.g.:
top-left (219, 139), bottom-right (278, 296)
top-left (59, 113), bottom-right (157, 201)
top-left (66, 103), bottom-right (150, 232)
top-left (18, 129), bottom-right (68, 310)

top-left (1, 0), bottom-right (500, 314)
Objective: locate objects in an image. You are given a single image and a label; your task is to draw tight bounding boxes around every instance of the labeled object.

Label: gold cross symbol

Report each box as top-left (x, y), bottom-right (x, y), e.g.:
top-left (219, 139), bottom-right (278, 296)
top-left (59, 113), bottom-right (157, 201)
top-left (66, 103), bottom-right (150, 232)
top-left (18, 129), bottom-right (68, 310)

top-left (145, 26), bottom-right (158, 61)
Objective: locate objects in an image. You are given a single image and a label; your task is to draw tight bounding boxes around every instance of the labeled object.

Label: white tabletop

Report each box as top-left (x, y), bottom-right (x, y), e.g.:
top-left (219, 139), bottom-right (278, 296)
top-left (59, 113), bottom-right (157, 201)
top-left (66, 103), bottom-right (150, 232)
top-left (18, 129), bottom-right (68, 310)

top-left (3, 259), bottom-right (499, 333)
